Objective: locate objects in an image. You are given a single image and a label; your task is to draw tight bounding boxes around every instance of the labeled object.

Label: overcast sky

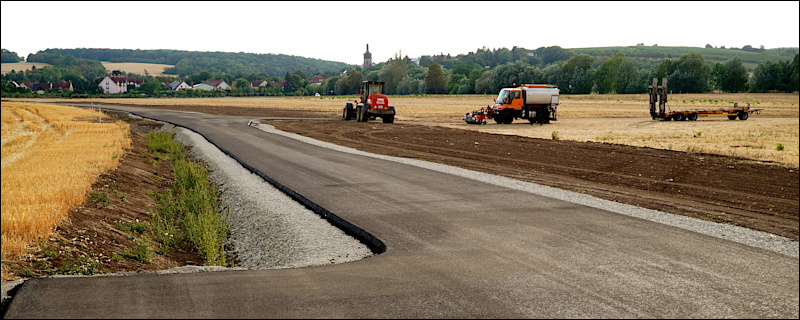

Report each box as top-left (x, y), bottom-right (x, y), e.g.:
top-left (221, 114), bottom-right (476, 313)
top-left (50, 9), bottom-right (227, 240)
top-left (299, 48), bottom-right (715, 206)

top-left (2, 1), bottom-right (798, 66)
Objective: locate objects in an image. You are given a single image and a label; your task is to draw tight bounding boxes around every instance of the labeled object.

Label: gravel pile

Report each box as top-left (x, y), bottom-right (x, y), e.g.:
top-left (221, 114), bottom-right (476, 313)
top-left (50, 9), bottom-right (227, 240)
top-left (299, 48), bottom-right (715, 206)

top-left (255, 123), bottom-right (799, 259)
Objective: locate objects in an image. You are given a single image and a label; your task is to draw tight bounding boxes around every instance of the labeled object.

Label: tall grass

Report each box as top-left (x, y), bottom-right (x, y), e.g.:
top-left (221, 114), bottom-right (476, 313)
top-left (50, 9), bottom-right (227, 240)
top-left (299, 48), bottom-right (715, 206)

top-left (1, 102), bottom-right (130, 259)
top-left (145, 131), bottom-right (229, 266)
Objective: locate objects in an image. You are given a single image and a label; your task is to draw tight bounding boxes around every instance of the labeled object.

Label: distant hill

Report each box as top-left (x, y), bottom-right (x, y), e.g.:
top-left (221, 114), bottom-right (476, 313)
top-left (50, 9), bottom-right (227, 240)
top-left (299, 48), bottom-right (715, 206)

top-left (567, 45), bottom-right (798, 70)
top-left (30, 48), bottom-right (356, 77)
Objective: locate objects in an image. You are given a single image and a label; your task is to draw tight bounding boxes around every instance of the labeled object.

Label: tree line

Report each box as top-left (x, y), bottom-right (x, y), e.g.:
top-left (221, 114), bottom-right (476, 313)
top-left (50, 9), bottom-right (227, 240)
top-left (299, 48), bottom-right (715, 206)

top-left (2, 47), bottom-right (798, 98)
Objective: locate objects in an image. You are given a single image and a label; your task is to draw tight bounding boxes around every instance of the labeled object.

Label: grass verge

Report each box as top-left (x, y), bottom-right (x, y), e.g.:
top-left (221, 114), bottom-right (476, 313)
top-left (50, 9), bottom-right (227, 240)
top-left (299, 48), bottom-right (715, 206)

top-left (145, 131), bottom-right (230, 266)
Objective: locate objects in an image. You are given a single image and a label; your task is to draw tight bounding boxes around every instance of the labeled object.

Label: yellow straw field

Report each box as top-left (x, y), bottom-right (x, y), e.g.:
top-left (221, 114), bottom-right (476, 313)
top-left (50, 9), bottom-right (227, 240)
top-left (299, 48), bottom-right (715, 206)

top-left (1, 102), bottom-right (131, 259)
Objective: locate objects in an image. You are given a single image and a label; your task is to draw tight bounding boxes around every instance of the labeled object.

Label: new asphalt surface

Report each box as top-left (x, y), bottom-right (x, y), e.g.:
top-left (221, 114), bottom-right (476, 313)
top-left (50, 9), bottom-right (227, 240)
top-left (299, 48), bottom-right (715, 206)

top-left (3, 105), bottom-right (798, 318)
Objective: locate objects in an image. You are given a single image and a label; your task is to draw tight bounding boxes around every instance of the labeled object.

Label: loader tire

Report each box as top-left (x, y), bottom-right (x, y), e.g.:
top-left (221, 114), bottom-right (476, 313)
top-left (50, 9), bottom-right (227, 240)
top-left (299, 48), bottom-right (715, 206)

top-left (382, 115), bottom-right (394, 123)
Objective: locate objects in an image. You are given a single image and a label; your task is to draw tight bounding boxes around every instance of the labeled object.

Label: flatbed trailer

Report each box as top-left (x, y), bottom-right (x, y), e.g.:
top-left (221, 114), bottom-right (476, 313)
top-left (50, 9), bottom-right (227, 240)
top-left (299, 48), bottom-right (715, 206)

top-left (648, 78), bottom-right (762, 121)
top-left (655, 103), bottom-right (764, 121)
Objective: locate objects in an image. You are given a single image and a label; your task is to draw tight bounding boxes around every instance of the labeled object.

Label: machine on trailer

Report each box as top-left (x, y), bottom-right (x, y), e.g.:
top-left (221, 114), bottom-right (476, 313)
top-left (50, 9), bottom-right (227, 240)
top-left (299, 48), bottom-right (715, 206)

top-left (342, 81), bottom-right (396, 123)
top-left (648, 78), bottom-right (762, 121)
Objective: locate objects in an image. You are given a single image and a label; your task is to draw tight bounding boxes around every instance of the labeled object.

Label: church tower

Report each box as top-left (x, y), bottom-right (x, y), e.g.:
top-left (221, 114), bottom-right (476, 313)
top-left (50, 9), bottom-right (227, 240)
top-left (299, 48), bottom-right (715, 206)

top-left (362, 44), bottom-right (372, 69)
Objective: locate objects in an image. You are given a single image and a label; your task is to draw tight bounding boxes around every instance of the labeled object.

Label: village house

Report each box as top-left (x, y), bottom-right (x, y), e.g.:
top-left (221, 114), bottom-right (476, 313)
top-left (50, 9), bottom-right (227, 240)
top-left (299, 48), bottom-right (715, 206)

top-left (17, 80), bottom-right (73, 92)
top-left (250, 80), bottom-right (269, 88)
top-left (163, 80), bottom-right (191, 91)
top-left (310, 75), bottom-right (325, 85)
top-left (99, 75), bottom-right (144, 94)
top-left (269, 81), bottom-right (285, 89)
top-left (191, 83), bottom-right (216, 91)
top-left (200, 80), bottom-right (230, 90)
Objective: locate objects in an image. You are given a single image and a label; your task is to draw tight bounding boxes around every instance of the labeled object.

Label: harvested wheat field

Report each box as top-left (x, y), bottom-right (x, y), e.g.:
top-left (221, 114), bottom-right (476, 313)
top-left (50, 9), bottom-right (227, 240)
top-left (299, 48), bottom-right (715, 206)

top-left (100, 62), bottom-right (174, 76)
top-left (1, 102), bottom-right (131, 261)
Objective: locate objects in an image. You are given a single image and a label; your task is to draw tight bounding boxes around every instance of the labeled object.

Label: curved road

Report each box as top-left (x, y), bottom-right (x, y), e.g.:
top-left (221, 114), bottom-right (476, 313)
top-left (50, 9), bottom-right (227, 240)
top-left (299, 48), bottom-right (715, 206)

top-left (4, 105), bottom-right (798, 318)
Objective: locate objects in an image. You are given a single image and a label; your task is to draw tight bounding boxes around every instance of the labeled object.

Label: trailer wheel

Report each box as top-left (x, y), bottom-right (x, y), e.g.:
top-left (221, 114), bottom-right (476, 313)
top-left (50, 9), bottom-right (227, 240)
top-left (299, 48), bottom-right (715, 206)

top-left (688, 113), bottom-right (698, 121)
top-left (727, 114), bottom-right (738, 120)
top-left (672, 113), bottom-right (686, 121)
top-left (738, 112), bottom-right (749, 120)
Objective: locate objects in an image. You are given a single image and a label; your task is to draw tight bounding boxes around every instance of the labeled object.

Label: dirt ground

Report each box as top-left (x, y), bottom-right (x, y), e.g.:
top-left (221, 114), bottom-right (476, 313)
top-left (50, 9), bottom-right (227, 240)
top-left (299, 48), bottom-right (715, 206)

top-left (3, 102), bottom-right (797, 283)
top-left (104, 103), bottom-right (798, 240)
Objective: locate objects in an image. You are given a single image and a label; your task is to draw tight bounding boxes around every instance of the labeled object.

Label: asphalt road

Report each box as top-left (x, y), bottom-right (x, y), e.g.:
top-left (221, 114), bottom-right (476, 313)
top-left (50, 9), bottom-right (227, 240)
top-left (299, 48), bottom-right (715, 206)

top-left (4, 105), bottom-right (798, 318)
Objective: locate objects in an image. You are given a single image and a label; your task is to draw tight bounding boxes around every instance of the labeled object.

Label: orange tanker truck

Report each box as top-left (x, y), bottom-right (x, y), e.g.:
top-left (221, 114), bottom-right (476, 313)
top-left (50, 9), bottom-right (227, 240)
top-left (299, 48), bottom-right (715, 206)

top-left (484, 84), bottom-right (560, 125)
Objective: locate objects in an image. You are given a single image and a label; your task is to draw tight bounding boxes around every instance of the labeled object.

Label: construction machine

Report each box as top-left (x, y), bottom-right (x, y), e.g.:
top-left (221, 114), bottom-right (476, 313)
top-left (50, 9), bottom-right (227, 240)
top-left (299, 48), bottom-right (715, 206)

top-left (342, 81), bottom-right (396, 123)
top-left (485, 84), bottom-right (560, 125)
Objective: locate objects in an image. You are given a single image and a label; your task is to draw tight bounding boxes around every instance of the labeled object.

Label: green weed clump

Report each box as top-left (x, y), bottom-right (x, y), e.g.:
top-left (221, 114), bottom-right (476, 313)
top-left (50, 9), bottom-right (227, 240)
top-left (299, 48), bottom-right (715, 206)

top-left (776, 143), bottom-right (785, 151)
top-left (146, 131), bottom-right (229, 266)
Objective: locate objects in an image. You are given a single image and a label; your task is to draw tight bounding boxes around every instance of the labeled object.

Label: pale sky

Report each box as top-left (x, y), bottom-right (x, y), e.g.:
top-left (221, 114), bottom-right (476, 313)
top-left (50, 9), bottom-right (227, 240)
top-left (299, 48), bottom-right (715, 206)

top-left (2, 1), bottom-right (798, 66)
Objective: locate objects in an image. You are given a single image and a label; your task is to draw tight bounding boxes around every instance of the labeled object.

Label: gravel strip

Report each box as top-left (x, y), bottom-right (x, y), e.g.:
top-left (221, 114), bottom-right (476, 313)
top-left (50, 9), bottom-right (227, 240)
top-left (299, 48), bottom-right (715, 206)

top-left (255, 122), bottom-right (799, 259)
top-left (165, 124), bottom-right (373, 269)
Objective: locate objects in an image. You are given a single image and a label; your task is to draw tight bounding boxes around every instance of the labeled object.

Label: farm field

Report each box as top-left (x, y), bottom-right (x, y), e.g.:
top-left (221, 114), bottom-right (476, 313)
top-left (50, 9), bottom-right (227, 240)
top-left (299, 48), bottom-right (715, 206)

top-left (1, 96), bottom-right (796, 283)
top-left (1, 61), bottom-right (174, 76)
top-left (17, 92), bottom-right (799, 166)
top-left (100, 62), bottom-right (174, 76)
top-left (1, 102), bottom-right (130, 261)
top-left (0, 62), bottom-right (53, 74)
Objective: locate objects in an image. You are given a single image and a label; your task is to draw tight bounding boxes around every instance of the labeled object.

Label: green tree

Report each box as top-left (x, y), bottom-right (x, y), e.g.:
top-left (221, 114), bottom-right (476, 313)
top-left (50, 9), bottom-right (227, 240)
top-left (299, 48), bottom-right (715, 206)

top-left (425, 63), bottom-right (447, 94)
top-left (563, 55), bottom-right (594, 94)
top-left (378, 52), bottom-right (407, 94)
top-left (138, 79), bottom-right (163, 96)
top-left (751, 61), bottom-right (782, 92)
top-left (668, 52), bottom-right (710, 93)
top-left (1, 49), bottom-right (22, 63)
top-left (594, 53), bottom-right (627, 94)
top-left (720, 57), bottom-right (748, 93)
top-left (234, 77), bottom-right (250, 89)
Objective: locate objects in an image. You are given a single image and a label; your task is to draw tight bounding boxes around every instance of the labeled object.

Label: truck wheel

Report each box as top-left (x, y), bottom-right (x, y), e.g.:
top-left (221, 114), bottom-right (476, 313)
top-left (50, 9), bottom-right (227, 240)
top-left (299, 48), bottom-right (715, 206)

top-left (382, 115), bottom-right (394, 123)
top-left (727, 114), bottom-right (737, 120)
top-left (688, 113), bottom-right (698, 121)
top-left (738, 112), bottom-right (749, 120)
top-left (502, 112), bottom-right (514, 124)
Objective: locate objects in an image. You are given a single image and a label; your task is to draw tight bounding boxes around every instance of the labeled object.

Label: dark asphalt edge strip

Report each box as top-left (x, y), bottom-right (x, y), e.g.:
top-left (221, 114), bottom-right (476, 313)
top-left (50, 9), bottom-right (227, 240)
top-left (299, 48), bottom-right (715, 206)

top-left (102, 107), bottom-right (387, 255)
